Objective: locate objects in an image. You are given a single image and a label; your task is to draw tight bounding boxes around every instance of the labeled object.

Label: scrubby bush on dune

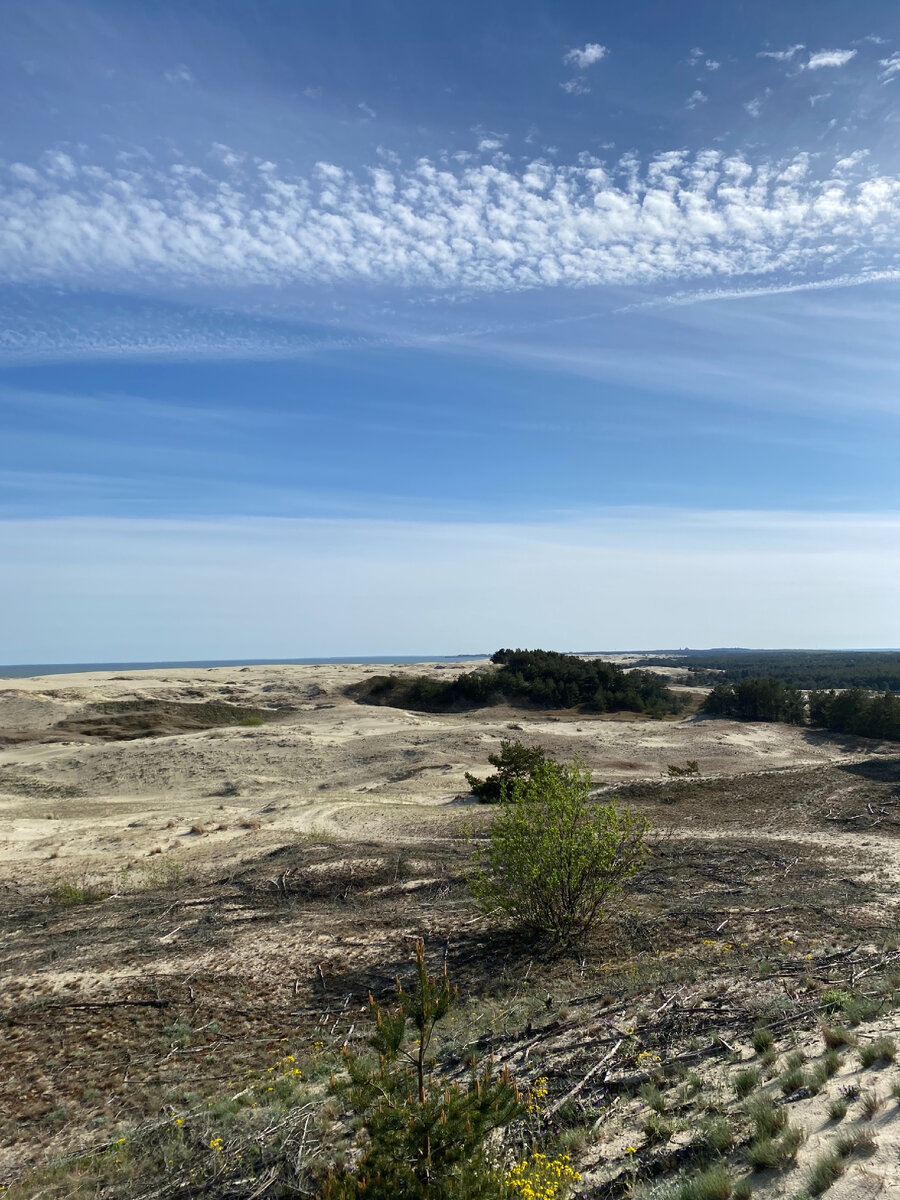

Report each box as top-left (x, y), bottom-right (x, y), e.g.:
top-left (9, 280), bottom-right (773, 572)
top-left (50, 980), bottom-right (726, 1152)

top-left (465, 739), bottom-right (549, 803)
top-left (469, 757), bottom-right (647, 944)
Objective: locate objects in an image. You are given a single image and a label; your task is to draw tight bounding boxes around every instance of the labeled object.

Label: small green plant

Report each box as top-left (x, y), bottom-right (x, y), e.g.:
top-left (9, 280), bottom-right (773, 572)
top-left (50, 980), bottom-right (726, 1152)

top-left (47, 880), bottom-right (109, 907)
top-left (640, 1081), bottom-right (667, 1113)
top-left (469, 758), bottom-right (647, 944)
top-left (673, 1165), bottom-right (734, 1200)
top-left (667, 760), bottom-right (700, 778)
top-left (826, 1097), bottom-right (848, 1121)
top-left (239, 715), bottom-right (264, 726)
top-left (820, 1023), bottom-right (854, 1050)
top-left (834, 1126), bottom-right (876, 1157)
top-left (858, 1036), bottom-right (896, 1068)
top-left (745, 1124), bottom-right (804, 1172)
top-left (821, 1049), bottom-right (842, 1077)
top-left (751, 1027), bottom-right (775, 1054)
top-left (700, 1116), bottom-right (735, 1154)
top-left (806, 1151), bottom-right (843, 1196)
top-left (642, 1112), bottom-right (674, 1145)
top-left (320, 940), bottom-right (523, 1198)
top-left (890, 1079), bottom-right (900, 1102)
top-left (733, 1067), bottom-right (760, 1099)
top-left (859, 1089), bottom-right (881, 1120)
top-left (746, 1095), bottom-right (788, 1139)
top-left (778, 1063), bottom-right (807, 1095)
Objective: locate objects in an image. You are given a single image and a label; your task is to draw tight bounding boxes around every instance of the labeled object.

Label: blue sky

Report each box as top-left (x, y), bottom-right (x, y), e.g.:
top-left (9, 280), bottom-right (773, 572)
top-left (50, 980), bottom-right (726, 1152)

top-left (2, 0), bottom-right (900, 659)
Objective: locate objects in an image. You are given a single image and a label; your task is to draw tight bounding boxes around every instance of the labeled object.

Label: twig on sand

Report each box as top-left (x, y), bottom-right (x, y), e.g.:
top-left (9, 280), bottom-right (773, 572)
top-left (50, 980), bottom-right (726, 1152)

top-left (546, 1038), bottom-right (623, 1116)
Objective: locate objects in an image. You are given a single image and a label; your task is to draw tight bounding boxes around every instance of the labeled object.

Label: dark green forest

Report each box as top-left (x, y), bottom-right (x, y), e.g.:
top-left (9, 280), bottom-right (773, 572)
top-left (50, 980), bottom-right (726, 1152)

top-left (348, 648), bottom-right (685, 716)
top-left (641, 649), bottom-right (900, 692)
top-left (701, 677), bottom-right (900, 741)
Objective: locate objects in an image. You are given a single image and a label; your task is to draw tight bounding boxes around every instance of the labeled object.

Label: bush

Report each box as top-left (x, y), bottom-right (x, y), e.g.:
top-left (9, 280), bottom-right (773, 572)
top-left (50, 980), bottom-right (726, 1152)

top-left (465, 739), bottom-right (548, 803)
top-left (469, 758), bottom-right (647, 944)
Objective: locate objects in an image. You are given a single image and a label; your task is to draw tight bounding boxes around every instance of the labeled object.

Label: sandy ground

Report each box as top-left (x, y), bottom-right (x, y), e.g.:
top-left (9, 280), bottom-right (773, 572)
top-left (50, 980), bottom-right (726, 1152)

top-left (3, 661), bottom-right (900, 1196)
top-left (0, 659), bottom-right (876, 882)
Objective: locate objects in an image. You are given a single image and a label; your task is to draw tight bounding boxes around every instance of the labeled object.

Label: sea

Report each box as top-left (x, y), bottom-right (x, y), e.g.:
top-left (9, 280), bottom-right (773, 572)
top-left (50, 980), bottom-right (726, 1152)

top-left (0, 655), bottom-right (489, 680)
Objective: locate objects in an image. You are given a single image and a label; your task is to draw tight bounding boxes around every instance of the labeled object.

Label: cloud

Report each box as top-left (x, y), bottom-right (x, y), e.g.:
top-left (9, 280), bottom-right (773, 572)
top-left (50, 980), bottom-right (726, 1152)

top-left (477, 137), bottom-right (504, 152)
top-left (744, 90), bottom-right (770, 117)
top-left (806, 48), bottom-right (857, 70)
top-left (3, 510), bottom-right (900, 659)
top-left (705, 59), bottom-right (720, 71)
top-left (560, 78), bottom-right (590, 95)
top-left (358, 101), bottom-right (376, 119)
top-left (164, 64), bottom-right (194, 85)
top-left (758, 44), bottom-right (804, 62)
top-left (2, 147), bottom-right (900, 298)
top-left (562, 42), bottom-right (607, 70)
top-left (879, 52), bottom-right (900, 83)
top-left (685, 90), bottom-right (708, 109)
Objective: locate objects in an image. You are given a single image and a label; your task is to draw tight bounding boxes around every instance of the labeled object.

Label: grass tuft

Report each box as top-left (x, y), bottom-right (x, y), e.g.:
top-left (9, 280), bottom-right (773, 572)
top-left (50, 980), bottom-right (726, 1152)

top-left (751, 1027), bottom-right (775, 1054)
top-left (858, 1036), bottom-right (896, 1068)
top-left (806, 1151), bottom-right (844, 1196)
top-left (733, 1067), bottom-right (760, 1099)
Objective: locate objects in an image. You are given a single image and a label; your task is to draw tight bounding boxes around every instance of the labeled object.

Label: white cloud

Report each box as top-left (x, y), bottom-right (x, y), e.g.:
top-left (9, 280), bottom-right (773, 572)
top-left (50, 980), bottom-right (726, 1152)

top-left (164, 64), bottom-right (194, 85)
top-left (744, 91), bottom-right (770, 118)
top-left (687, 47), bottom-right (704, 66)
top-left (2, 147), bottom-right (900, 297)
top-left (560, 78), bottom-right (590, 95)
top-left (879, 52), bottom-right (900, 83)
top-left (563, 42), bottom-right (607, 70)
top-left (3, 510), bottom-right (900, 659)
top-left (705, 59), bottom-right (720, 71)
top-left (685, 90), bottom-right (708, 109)
top-left (758, 44), bottom-right (804, 62)
top-left (806, 48), bottom-right (857, 70)
top-left (358, 101), bottom-right (376, 119)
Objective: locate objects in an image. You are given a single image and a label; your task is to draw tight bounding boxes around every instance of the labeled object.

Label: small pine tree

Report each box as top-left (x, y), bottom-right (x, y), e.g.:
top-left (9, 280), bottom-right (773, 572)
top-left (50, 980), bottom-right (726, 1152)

top-left (320, 940), bottom-right (523, 1198)
top-left (465, 739), bottom-right (548, 803)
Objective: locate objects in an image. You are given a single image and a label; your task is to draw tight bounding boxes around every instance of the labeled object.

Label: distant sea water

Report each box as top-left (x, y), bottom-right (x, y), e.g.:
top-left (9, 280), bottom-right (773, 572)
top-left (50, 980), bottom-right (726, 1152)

top-left (0, 655), bottom-right (489, 680)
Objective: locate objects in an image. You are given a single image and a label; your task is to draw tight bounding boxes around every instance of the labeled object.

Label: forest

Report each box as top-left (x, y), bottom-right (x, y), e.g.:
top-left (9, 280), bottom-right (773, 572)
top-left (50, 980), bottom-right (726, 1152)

top-left (641, 649), bottom-right (900, 691)
top-left (702, 677), bottom-right (900, 741)
top-left (348, 648), bottom-right (686, 715)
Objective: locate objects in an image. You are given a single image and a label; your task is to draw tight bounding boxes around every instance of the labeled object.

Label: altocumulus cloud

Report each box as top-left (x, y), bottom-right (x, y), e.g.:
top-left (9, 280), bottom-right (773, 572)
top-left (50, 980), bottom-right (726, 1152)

top-left (1, 147), bottom-right (899, 294)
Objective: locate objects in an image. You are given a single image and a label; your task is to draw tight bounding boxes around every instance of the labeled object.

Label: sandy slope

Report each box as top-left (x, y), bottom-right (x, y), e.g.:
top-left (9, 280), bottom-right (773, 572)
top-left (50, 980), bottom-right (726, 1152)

top-left (0, 660), bottom-right (872, 882)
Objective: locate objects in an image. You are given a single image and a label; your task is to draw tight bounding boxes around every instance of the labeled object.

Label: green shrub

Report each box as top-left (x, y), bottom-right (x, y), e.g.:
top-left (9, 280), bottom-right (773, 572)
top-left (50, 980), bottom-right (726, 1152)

top-left (826, 1097), bottom-right (848, 1121)
top-left (469, 758), bottom-right (647, 944)
top-left (47, 880), bottom-right (109, 907)
top-left (465, 740), bottom-right (548, 803)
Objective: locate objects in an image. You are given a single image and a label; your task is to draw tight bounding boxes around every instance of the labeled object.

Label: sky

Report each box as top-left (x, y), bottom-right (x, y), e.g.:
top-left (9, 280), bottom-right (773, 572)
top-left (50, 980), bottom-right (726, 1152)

top-left (2, 0), bottom-right (900, 660)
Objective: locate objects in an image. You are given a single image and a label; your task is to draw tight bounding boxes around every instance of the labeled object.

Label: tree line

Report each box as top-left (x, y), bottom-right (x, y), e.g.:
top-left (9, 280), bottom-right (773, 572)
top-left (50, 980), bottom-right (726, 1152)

top-left (641, 649), bottom-right (900, 692)
top-left (702, 677), bottom-right (900, 741)
top-left (348, 648), bottom-right (686, 716)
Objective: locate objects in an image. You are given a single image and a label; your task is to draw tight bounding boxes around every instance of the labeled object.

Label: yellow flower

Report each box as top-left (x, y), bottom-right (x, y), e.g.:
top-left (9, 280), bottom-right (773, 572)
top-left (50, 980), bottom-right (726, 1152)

top-left (625, 1146), bottom-right (637, 1155)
